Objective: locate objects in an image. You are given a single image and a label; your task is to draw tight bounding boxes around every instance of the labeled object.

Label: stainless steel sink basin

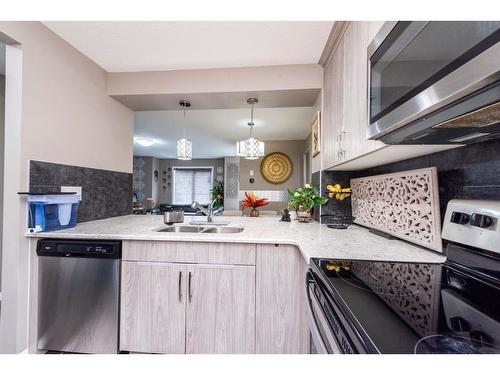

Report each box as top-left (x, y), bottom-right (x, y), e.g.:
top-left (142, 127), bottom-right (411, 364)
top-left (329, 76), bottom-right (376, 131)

top-left (156, 225), bottom-right (244, 234)
top-left (156, 225), bottom-right (204, 233)
top-left (189, 221), bottom-right (230, 226)
top-left (199, 226), bottom-right (244, 234)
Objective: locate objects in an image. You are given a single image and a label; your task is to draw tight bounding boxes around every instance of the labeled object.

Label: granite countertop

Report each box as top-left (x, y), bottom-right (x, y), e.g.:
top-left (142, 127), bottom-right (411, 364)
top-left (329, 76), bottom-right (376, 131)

top-left (27, 215), bottom-right (446, 264)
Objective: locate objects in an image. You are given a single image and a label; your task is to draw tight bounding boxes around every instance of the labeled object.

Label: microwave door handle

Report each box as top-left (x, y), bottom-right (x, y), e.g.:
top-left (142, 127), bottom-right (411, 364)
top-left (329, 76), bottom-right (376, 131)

top-left (305, 271), bottom-right (329, 354)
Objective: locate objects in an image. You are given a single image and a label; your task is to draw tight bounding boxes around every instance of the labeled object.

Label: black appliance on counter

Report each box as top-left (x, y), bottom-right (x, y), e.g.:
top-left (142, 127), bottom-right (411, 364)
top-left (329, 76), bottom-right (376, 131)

top-left (306, 199), bottom-right (500, 354)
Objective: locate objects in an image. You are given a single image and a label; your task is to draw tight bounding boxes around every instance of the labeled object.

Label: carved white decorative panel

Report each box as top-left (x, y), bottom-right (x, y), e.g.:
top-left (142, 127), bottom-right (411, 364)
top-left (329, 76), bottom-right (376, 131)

top-left (350, 167), bottom-right (442, 252)
top-left (351, 262), bottom-right (442, 336)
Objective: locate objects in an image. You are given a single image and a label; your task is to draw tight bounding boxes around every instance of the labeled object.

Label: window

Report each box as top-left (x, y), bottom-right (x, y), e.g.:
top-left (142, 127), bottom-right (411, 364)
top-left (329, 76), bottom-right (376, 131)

top-left (172, 167), bottom-right (213, 205)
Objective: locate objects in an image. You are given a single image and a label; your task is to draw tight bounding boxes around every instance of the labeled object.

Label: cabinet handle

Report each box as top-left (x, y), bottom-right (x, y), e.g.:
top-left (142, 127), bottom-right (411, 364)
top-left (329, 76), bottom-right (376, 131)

top-left (188, 271), bottom-right (193, 302)
top-left (336, 132), bottom-right (342, 158)
top-left (339, 131), bottom-right (347, 159)
top-left (178, 271), bottom-right (183, 302)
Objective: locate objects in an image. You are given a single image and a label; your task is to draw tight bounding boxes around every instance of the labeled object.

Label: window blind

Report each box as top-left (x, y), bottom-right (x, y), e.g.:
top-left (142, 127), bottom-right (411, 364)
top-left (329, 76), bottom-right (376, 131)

top-left (173, 168), bottom-right (213, 205)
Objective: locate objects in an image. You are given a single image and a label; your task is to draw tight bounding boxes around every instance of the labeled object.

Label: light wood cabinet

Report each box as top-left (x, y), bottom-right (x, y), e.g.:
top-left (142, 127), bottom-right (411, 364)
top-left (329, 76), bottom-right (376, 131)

top-left (122, 240), bottom-right (256, 266)
top-left (185, 264), bottom-right (255, 354)
top-left (321, 21), bottom-right (386, 170)
top-left (120, 261), bottom-right (187, 353)
top-left (120, 241), bottom-right (256, 354)
top-left (120, 241), bottom-right (307, 354)
top-left (255, 244), bottom-right (310, 354)
top-left (322, 37), bottom-right (345, 168)
top-left (342, 21), bottom-right (384, 162)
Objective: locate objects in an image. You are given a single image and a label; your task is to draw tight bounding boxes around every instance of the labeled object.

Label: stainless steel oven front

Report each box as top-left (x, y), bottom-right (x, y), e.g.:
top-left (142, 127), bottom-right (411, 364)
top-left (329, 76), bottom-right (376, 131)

top-left (305, 270), bottom-right (362, 354)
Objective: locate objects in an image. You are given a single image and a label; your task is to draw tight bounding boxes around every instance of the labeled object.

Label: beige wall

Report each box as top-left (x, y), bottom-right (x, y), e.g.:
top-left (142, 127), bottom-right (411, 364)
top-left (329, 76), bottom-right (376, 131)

top-left (239, 140), bottom-right (306, 192)
top-left (0, 22), bottom-right (133, 353)
top-left (0, 21), bottom-right (134, 175)
top-left (107, 64), bottom-right (324, 96)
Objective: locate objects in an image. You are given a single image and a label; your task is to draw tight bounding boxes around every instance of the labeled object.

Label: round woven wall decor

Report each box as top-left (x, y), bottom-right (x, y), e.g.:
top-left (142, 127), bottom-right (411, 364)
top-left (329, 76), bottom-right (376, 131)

top-left (260, 152), bottom-right (293, 184)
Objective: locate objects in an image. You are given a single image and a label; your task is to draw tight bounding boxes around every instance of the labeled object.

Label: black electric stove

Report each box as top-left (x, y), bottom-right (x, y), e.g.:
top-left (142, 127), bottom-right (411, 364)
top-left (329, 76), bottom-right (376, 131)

top-left (306, 199), bottom-right (500, 354)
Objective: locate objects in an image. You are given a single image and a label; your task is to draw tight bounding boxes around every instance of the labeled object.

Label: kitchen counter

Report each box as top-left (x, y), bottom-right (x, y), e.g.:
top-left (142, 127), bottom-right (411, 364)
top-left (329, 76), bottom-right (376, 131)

top-left (27, 215), bottom-right (446, 264)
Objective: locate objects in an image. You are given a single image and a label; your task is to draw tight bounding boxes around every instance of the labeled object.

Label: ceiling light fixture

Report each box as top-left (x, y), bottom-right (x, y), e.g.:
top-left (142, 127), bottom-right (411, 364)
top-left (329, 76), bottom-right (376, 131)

top-left (134, 137), bottom-right (156, 147)
top-left (177, 100), bottom-right (192, 160)
top-left (237, 98), bottom-right (264, 160)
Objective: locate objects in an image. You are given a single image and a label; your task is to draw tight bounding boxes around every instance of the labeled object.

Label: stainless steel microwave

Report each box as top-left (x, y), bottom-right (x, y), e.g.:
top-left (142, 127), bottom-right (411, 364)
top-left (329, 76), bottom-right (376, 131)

top-left (367, 21), bottom-right (500, 144)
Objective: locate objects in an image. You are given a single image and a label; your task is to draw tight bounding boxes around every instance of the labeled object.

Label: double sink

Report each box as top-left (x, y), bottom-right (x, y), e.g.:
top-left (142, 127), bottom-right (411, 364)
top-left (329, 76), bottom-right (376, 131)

top-left (156, 224), bottom-right (244, 234)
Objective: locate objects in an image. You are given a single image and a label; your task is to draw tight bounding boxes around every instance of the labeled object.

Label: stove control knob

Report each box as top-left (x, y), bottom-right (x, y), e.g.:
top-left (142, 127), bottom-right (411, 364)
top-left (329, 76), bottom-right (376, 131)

top-left (450, 316), bottom-right (470, 332)
top-left (470, 213), bottom-right (493, 228)
top-left (470, 331), bottom-right (491, 346)
top-left (450, 211), bottom-right (470, 225)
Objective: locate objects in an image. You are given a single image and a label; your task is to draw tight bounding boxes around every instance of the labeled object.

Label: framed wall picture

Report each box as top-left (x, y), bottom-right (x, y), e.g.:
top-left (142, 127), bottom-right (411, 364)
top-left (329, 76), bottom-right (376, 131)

top-left (311, 111), bottom-right (321, 157)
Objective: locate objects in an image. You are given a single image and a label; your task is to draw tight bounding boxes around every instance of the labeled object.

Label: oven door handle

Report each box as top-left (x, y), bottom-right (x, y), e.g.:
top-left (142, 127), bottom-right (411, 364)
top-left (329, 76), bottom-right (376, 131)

top-left (305, 270), bottom-right (329, 354)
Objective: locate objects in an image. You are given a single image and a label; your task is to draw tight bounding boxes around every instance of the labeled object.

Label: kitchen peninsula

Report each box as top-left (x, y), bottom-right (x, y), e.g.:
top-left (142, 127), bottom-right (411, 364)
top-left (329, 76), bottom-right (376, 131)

top-left (27, 215), bottom-right (444, 354)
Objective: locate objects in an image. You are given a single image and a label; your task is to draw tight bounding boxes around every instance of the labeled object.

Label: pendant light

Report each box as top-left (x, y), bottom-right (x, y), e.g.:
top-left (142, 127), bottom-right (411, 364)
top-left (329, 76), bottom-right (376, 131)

top-left (237, 98), bottom-right (264, 160)
top-left (177, 100), bottom-right (192, 160)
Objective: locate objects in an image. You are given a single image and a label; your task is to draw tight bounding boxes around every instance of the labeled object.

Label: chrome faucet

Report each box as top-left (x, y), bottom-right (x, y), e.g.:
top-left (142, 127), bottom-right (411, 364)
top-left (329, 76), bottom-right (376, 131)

top-left (191, 199), bottom-right (217, 223)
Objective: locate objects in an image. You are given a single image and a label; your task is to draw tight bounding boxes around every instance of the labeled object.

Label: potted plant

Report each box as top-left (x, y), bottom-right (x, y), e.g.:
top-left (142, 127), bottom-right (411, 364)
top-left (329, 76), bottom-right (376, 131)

top-left (210, 181), bottom-right (224, 208)
top-left (287, 184), bottom-right (328, 222)
top-left (241, 192), bottom-right (269, 217)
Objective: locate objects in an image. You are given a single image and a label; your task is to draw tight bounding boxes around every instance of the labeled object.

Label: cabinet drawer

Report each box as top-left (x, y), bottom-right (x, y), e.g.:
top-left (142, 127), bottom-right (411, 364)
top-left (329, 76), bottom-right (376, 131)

top-left (122, 240), bottom-right (256, 266)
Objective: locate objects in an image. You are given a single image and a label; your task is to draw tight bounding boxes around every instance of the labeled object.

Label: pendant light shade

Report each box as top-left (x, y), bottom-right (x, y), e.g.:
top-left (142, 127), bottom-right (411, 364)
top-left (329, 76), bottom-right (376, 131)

top-left (176, 138), bottom-right (192, 160)
top-left (237, 136), bottom-right (265, 160)
top-left (237, 98), bottom-right (265, 159)
top-left (177, 100), bottom-right (192, 160)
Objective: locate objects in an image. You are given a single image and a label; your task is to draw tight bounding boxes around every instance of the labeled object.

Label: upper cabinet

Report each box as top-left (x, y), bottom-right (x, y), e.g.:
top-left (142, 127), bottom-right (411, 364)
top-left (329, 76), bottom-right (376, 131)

top-left (342, 22), bottom-right (385, 162)
top-left (321, 21), bottom-right (457, 171)
top-left (321, 37), bottom-right (344, 169)
top-left (322, 21), bottom-right (385, 170)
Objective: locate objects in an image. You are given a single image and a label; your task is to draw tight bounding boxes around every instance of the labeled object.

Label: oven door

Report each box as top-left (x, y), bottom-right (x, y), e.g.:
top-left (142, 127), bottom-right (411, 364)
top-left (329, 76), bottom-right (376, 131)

top-left (305, 270), bottom-right (343, 354)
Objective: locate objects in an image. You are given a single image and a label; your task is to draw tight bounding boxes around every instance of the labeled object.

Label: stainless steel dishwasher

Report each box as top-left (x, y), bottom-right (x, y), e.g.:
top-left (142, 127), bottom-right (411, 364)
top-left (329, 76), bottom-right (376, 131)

top-left (37, 239), bottom-right (121, 354)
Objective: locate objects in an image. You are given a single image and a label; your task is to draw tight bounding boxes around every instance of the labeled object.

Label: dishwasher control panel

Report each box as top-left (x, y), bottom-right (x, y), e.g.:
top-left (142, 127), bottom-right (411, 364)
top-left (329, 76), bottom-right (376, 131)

top-left (37, 239), bottom-right (122, 259)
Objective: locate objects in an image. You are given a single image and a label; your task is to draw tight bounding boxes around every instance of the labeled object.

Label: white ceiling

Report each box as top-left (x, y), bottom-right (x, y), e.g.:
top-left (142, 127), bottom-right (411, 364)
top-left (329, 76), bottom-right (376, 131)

top-left (134, 107), bottom-right (314, 159)
top-left (43, 21), bottom-right (334, 72)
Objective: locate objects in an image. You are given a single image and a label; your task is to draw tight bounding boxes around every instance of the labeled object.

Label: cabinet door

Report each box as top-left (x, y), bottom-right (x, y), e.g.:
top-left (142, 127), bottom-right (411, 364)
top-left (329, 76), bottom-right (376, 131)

top-left (322, 37), bottom-right (345, 169)
top-left (342, 21), bottom-right (384, 161)
top-left (255, 244), bottom-right (310, 353)
top-left (120, 261), bottom-right (187, 353)
top-left (185, 264), bottom-right (256, 354)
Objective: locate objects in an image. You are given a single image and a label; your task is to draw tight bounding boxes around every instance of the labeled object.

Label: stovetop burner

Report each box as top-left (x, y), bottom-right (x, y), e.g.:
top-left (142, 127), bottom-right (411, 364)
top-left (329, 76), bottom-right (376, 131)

top-left (309, 200), bottom-right (500, 354)
top-left (414, 334), bottom-right (500, 354)
top-left (311, 254), bottom-right (500, 354)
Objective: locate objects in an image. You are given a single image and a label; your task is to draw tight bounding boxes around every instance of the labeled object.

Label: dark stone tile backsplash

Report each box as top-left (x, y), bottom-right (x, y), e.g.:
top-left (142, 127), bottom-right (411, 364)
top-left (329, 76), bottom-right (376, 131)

top-left (29, 160), bottom-right (133, 222)
top-left (320, 171), bottom-right (357, 223)
top-left (311, 171), bottom-right (321, 222)
top-left (320, 138), bottom-right (500, 223)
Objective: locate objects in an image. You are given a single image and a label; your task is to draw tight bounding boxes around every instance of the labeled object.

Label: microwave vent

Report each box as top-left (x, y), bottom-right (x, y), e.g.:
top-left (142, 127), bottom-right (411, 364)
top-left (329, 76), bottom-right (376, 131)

top-left (433, 101), bottom-right (500, 129)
